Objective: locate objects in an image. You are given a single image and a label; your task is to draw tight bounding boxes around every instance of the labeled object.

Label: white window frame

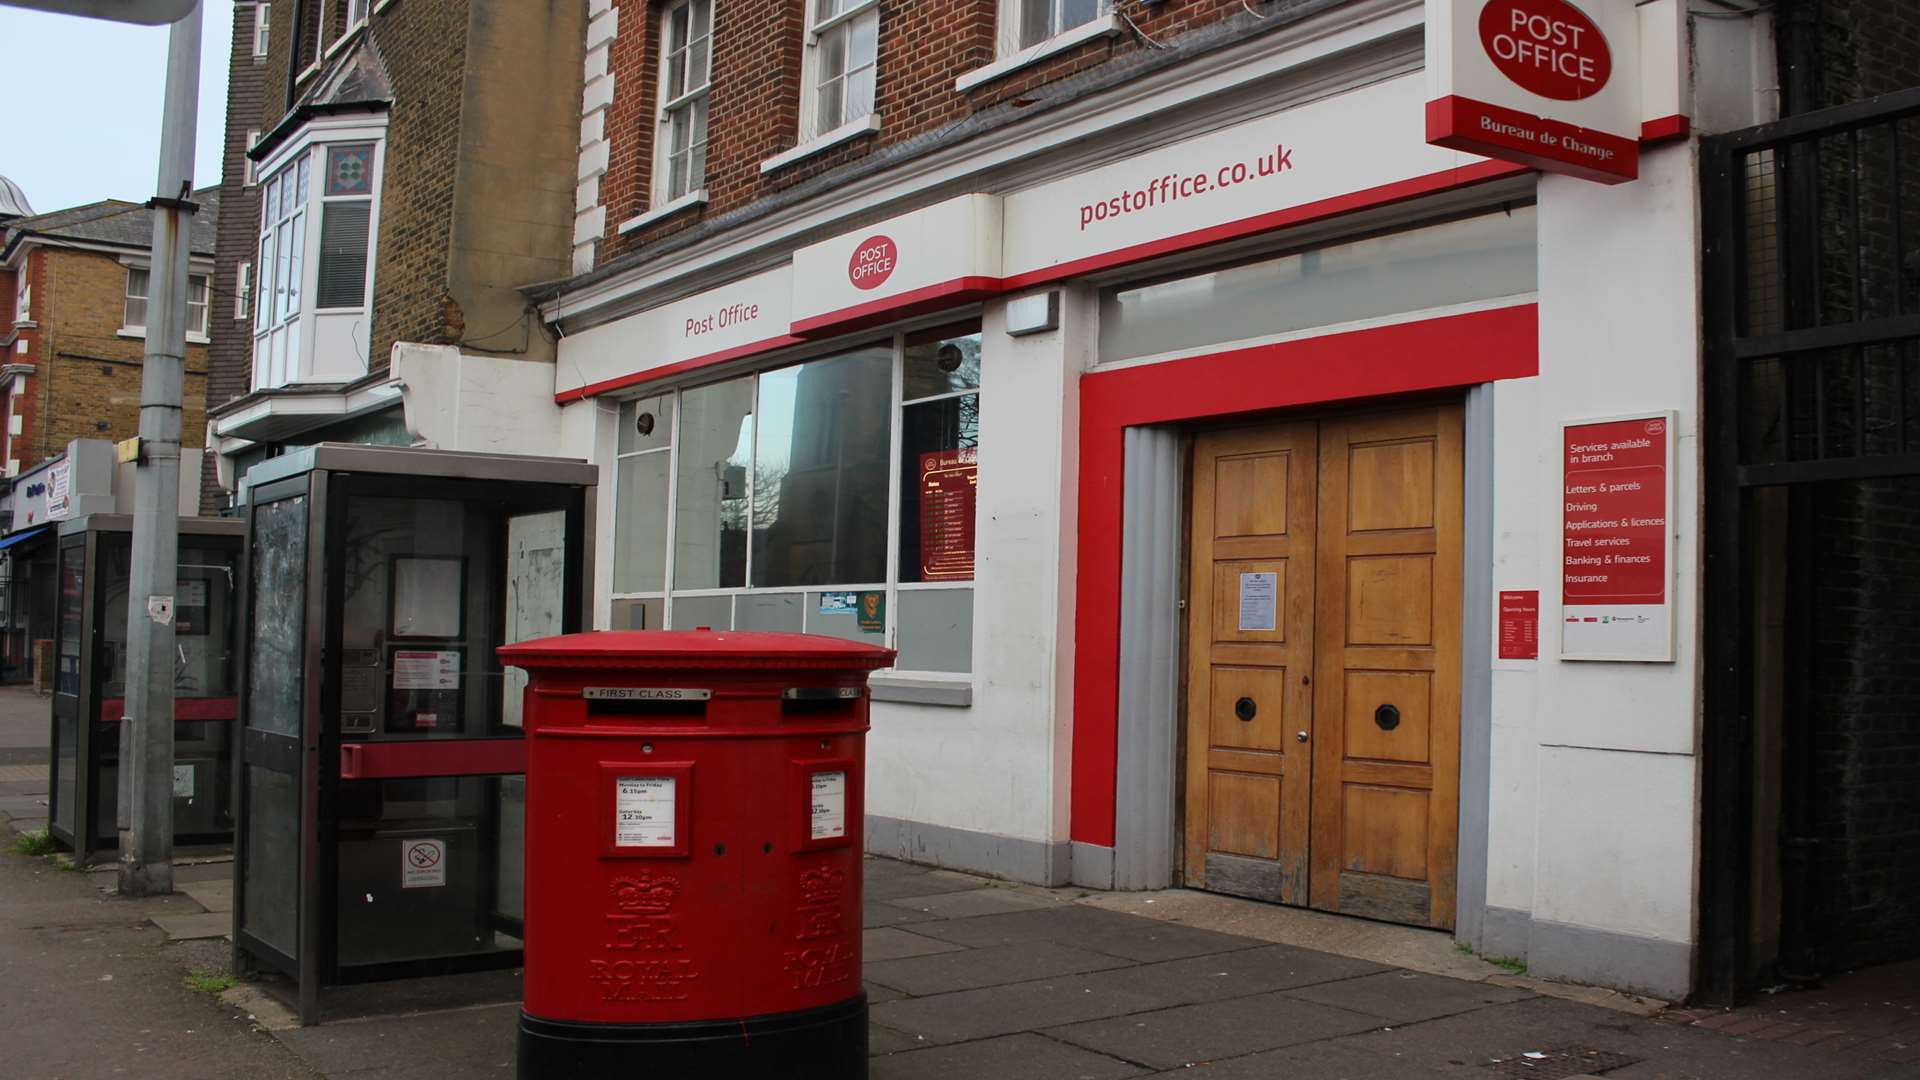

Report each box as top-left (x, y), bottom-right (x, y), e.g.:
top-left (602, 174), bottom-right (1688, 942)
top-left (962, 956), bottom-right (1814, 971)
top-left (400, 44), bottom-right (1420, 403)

top-left (326, 0), bottom-right (370, 58)
top-left (244, 130), bottom-right (262, 186)
top-left (249, 115), bottom-right (387, 392)
top-left (119, 265), bottom-right (212, 341)
top-left (236, 261), bottom-right (253, 321)
top-left (254, 2), bottom-right (271, 58)
top-left (607, 323), bottom-right (981, 679)
top-left (797, 0), bottom-right (880, 148)
top-left (652, 0), bottom-right (713, 208)
top-left (955, 0), bottom-right (1119, 93)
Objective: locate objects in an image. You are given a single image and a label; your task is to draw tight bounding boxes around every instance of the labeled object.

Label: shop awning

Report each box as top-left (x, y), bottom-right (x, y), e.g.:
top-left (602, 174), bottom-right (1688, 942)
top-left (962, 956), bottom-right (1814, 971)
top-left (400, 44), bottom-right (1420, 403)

top-left (0, 525), bottom-right (51, 552)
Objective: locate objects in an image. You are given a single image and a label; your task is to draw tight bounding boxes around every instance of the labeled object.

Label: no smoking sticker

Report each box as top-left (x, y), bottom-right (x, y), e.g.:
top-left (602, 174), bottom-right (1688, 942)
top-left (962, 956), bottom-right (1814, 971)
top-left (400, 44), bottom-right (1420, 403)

top-left (401, 838), bottom-right (447, 889)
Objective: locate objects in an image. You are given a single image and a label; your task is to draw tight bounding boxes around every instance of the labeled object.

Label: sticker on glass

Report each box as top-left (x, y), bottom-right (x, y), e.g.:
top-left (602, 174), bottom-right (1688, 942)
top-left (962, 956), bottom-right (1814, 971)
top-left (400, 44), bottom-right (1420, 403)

top-left (616, 776), bottom-right (676, 848)
top-left (172, 764), bottom-right (194, 799)
top-left (392, 650), bottom-right (460, 690)
top-left (810, 771), bottom-right (847, 841)
top-left (1238, 572), bottom-right (1278, 632)
top-left (401, 838), bottom-right (447, 889)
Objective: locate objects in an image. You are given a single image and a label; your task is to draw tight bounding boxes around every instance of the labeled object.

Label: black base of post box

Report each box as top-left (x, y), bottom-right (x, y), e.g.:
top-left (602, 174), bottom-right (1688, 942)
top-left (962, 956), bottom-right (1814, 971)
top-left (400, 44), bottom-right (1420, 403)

top-left (517, 994), bottom-right (867, 1079)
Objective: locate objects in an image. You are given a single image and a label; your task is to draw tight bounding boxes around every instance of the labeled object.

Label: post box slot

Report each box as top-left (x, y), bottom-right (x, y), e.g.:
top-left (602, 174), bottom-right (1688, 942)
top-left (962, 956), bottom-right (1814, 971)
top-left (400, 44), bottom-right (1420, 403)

top-left (585, 698), bottom-right (708, 720)
top-left (781, 687), bottom-right (862, 718)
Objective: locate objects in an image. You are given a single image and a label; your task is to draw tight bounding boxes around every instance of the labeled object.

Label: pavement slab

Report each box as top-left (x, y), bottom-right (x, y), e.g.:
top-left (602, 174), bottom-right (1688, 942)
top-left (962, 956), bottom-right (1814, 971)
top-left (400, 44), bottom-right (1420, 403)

top-left (181, 877), bottom-right (234, 912)
top-left (868, 1023), bottom-right (925, 1055)
top-left (152, 910), bottom-right (233, 941)
top-left (273, 1002), bottom-right (519, 1077)
top-left (1045, 990), bottom-right (1388, 1071)
top-left (1282, 968), bottom-right (1536, 1023)
top-left (870, 973), bottom-right (1174, 1044)
top-left (871, 1032), bottom-right (1147, 1079)
top-left (906, 903), bottom-right (1266, 963)
top-left (863, 897), bottom-right (945, 928)
top-left (865, 939), bottom-right (1136, 996)
top-left (1144, 1040), bottom-right (1466, 1078)
top-left (1076, 943), bottom-right (1390, 1005)
top-left (862, 925), bottom-right (967, 962)
top-left (880, 885), bottom-right (1062, 919)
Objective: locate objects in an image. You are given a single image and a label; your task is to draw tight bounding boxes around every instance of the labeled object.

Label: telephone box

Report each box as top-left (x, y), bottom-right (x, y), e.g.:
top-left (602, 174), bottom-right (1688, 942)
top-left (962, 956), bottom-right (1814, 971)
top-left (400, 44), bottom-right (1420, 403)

top-left (47, 514), bottom-right (244, 865)
top-left (231, 444), bottom-right (595, 1025)
top-left (499, 631), bottom-right (892, 1079)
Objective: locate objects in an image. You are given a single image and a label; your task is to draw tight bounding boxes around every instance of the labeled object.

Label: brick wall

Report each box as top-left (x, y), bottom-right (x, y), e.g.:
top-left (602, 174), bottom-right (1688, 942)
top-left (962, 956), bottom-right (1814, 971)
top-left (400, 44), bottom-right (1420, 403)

top-left (25, 249), bottom-right (210, 464)
top-left (205, 0), bottom-right (270, 512)
top-left (596, 0), bottom-right (1267, 260)
top-left (1803, 476), bottom-right (1920, 970)
top-left (362, 0), bottom-right (471, 366)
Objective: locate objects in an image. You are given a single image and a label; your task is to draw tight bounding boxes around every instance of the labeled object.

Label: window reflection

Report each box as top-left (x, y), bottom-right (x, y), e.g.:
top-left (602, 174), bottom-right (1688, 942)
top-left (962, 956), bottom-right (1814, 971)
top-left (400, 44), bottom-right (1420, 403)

top-left (751, 345), bottom-right (892, 588)
top-left (674, 378), bottom-right (753, 590)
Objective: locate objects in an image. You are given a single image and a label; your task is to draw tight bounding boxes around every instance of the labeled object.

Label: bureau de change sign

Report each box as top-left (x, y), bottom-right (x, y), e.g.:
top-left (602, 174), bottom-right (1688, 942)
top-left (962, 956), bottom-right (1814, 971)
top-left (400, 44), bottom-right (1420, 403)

top-left (1561, 413), bottom-right (1676, 661)
top-left (1425, 0), bottom-right (1641, 183)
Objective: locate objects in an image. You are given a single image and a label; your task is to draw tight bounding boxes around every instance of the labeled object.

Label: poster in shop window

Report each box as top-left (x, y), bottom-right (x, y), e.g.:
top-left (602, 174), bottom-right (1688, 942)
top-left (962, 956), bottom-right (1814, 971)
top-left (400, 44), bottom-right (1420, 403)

top-left (918, 449), bottom-right (977, 580)
top-left (1561, 412), bottom-right (1676, 662)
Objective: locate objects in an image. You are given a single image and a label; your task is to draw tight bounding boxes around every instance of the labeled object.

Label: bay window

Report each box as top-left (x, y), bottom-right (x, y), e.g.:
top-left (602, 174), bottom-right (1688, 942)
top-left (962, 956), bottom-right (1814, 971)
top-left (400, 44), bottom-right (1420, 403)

top-left (251, 129), bottom-right (382, 391)
top-left (609, 323), bottom-right (981, 675)
top-left (655, 0), bottom-right (712, 205)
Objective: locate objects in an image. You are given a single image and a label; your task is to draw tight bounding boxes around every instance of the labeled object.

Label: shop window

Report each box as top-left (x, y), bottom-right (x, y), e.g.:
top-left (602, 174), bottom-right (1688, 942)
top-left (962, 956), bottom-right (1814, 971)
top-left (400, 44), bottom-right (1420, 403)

top-left (1098, 206), bottom-right (1538, 366)
top-left (673, 377), bottom-right (752, 590)
top-left (654, 0), bottom-right (713, 205)
top-left (608, 323), bottom-right (983, 676)
top-left (613, 393), bottom-right (674, 594)
top-left (750, 345), bottom-right (892, 588)
top-left (801, 0), bottom-right (878, 144)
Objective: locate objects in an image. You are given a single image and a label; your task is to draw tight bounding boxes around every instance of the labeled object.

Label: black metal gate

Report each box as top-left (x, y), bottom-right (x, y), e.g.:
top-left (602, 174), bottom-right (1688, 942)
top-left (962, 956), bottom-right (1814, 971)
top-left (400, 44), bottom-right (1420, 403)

top-left (1699, 86), bottom-right (1920, 1003)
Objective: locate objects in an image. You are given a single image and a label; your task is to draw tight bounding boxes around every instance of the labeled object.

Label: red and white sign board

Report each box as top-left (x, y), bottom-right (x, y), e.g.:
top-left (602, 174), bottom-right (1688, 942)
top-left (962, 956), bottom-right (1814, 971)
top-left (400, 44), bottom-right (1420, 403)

top-left (1002, 73), bottom-right (1485, 283)
top-left (1561, 412), bottom-right (1676, 661)
top-left (554, 263), bottom-right (792, 398)
top-left (790, 194), bottom-right (1003, 336)
top-left (1426, 0), bottom-right (1642, 183)
top-left (1498, 589), bottom-right (1539, 660)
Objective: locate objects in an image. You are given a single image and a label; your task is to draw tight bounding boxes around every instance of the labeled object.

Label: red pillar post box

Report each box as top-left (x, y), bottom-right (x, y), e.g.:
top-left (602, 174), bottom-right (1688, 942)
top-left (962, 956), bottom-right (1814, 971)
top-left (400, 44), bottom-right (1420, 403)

top-left (499, 631), bottom-right (893, 1079)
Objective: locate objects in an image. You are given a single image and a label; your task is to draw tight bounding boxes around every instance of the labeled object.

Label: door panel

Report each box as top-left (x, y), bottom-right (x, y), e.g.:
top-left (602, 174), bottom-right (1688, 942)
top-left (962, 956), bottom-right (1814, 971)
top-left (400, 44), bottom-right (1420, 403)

top-left (1184, 425), bottom-right (1317, 904)
top-left (1310, 406), bottom-right (1462, 930)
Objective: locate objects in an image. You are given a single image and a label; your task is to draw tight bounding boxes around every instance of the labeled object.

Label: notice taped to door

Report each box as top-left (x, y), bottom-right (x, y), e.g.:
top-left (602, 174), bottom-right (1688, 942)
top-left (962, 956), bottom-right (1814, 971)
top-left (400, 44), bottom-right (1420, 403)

top-left (1237, 572), bottom-right (1278, 632)
top-left (615, 776), bottom-right (676, 847)
top-left (810, 771), bottom-right (847, 841)
top-left (401, 838), bottom-right (447, 888)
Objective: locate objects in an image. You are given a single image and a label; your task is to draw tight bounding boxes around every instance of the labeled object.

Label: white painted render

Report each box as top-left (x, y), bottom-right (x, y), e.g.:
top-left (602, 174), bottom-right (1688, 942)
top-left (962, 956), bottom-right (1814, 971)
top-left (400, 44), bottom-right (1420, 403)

top-left (1485, 141), bottom-right (1704, 986)
top-left (528, 0), bottom-right (1782, 1000)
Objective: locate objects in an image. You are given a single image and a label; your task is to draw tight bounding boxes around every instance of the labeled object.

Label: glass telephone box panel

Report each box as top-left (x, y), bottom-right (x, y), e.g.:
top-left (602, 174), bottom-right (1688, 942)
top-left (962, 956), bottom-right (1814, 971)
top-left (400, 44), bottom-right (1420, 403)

top-left (328, 494), bottom-right (566, 969)
top-left (232, 444), bottom-right (592, 1017)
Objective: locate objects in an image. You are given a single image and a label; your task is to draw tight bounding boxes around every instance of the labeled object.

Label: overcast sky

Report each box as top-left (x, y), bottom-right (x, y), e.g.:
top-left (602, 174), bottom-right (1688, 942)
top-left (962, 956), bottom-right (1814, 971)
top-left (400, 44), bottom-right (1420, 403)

top-left (0, 1), bottom-right (235, 216)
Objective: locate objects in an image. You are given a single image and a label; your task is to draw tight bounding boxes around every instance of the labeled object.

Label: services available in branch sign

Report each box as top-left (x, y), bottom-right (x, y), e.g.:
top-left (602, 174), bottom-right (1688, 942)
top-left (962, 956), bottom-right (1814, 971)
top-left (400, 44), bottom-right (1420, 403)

top-left (1561, 413), bottom-right (1674, 661)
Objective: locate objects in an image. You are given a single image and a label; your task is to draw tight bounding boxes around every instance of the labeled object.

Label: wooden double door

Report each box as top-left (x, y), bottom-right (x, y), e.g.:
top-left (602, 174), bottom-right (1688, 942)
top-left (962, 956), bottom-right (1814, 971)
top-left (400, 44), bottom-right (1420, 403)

top-left (1183, 403), bottom-right (1462, 930)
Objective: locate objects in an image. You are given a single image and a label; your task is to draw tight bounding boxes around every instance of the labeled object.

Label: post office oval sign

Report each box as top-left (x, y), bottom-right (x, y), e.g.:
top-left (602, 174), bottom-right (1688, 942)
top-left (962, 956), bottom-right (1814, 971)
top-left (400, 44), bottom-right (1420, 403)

top-left (1477, 0), bottom-right (1612, 102)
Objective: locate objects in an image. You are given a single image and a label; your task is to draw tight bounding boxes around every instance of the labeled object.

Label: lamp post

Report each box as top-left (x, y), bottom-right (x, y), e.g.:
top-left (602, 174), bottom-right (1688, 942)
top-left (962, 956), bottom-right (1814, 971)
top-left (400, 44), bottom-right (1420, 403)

top-left (1, 0), bottom-right (202, 896)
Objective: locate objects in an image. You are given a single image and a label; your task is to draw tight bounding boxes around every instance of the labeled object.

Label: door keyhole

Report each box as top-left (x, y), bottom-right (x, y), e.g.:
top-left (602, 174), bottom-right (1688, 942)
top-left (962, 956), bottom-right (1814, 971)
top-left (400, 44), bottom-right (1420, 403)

top-left (1375, 703), bottom-right (1401, 732)
top-left (1234, 697), bottom-right (1257, 722)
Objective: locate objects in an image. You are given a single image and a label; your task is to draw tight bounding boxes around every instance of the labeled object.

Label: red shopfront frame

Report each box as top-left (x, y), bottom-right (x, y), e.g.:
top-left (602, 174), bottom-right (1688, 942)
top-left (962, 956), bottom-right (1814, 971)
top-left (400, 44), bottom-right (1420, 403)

top-left (1067, 303), bottom-right (1539, 850)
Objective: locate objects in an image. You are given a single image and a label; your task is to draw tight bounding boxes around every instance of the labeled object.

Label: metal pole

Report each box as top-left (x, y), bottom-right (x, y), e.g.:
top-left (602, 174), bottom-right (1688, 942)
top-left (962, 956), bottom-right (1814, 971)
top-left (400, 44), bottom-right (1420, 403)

top-left (119, 0), bottom-right (200, 897)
